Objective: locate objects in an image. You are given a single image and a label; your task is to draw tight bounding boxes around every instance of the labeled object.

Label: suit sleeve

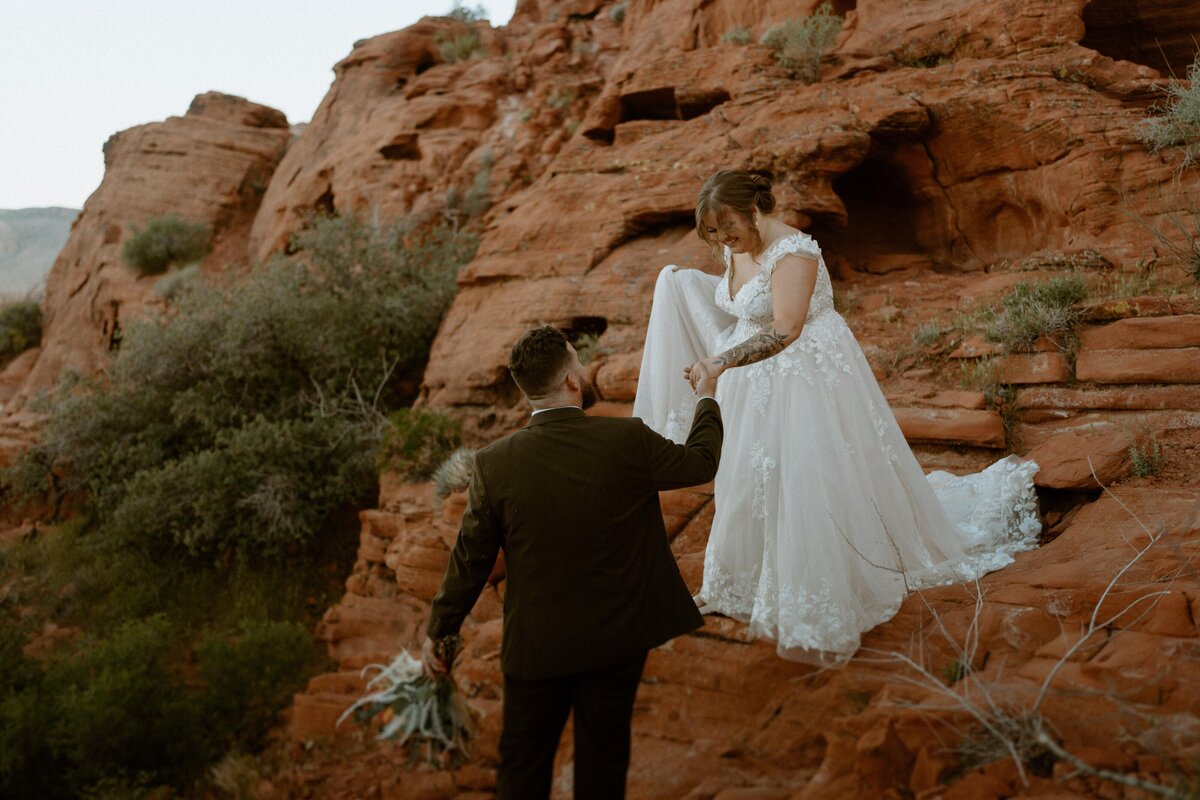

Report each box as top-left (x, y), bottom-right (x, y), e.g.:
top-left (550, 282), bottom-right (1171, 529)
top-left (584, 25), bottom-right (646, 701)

top-left (640, 397), bottom-right (723, 491)
top-left (426, 455), bottom-right (503, 641)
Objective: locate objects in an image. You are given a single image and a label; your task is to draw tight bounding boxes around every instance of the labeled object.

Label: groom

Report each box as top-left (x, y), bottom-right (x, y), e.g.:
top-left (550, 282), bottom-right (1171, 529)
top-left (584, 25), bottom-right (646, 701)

top-left (422, 325), bottom-right (722, 799)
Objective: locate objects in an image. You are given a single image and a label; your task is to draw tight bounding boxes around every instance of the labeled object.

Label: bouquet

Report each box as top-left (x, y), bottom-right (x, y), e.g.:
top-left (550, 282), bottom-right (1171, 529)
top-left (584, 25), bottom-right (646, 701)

top-left (336, 645), bottom-right (477, 766)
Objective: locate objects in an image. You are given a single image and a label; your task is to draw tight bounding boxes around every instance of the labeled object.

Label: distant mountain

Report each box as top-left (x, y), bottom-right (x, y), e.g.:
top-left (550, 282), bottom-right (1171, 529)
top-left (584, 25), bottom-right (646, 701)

top-left (0, 207), bottom-right (79, 301)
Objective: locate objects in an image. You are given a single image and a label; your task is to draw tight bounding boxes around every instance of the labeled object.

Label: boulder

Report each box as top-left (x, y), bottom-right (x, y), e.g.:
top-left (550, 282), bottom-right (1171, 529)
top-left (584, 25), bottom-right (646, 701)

top-left (1025, 430), bottom-right (1132, 489)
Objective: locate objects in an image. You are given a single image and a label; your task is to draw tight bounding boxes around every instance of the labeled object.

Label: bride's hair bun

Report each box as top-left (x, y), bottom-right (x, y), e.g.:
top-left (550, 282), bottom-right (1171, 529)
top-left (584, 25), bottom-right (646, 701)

top-left (748, 171), bottom-right (777, 213)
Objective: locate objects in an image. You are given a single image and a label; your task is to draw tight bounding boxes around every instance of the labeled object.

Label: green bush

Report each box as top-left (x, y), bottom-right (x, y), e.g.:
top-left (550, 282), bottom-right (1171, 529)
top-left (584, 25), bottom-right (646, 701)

top-left (121, 214), bottom-right (211, 275)
top-left (761, 3), bottom-right (842, 82)
top-left (1140, 54), bottom-right (1200, 167)
top-left (0, 613), bottom-right (324, 798)
top-left (608, 2), bottom-right (627, 23)
top-left (0, 301), bottom-right (42, 362)
top-left (445, 0), bottom-right (486, 22)
top-left (7, 213), bottom-right (476, 563)
top-left (197, 619), bottom-right (320, 752)
top-left (39, 615), bottom-right (209, 794)
top-left (722, 26), bottom-right (753, 45)
top-left (379, 408), bottom-right (462, 480)
top-left (983, 275), bottom-right (1087, 352)
top-left (438, 30), bottom-right (484, 63)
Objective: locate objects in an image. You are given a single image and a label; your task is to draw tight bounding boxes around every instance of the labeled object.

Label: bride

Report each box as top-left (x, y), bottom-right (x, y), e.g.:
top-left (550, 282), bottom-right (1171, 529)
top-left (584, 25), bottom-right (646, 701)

top-left (633, 169), bottom-right (1042, 664)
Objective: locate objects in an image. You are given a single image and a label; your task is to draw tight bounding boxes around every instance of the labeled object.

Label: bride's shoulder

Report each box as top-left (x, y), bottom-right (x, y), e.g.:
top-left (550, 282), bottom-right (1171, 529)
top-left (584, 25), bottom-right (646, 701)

top-left (766, 228), bottom-right (821, 257)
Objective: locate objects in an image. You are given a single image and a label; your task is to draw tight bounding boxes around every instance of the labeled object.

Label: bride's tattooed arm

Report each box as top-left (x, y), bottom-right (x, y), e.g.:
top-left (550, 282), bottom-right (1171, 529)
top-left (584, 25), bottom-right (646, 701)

top-left (684, 253), bottom-right (819, 390)
top-left (714, 329), bottom-right (789, 369)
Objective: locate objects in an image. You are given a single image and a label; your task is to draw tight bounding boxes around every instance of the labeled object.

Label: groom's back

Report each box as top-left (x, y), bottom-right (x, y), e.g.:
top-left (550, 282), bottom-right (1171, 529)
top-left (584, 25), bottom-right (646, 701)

top-left (477, 410), bottom-right (707, 680)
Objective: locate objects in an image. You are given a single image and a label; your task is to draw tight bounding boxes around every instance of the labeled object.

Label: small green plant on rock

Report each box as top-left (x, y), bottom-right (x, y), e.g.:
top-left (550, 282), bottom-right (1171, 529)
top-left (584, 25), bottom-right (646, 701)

top-left (433, 447), bottom-right (477, 505)
top-left (444, 0), bottom-right (486, 23)
top-left (1129, 437), bottom-right (1166, 478)
top-left (722, 26), bottom-right (753, 45)
top-left (982, 275), bottom-right (1087, 353)
top-left (122, 214), bottom-right (211, 275)
top-left (0, 301), bottom-right (42, 362)
top-left (761, 2), bottom-right (842, 83)
top-left (1139, 54), bottom-right (1200, 168)
top-left (438, 29), bottom-right (484, 63)
top-left (607, 2), bottom-right (627, 23)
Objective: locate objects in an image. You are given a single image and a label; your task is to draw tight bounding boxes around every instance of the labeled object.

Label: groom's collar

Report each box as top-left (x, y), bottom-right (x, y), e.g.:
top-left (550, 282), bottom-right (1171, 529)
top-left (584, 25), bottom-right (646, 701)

top-left (525, 406), bottom-right (585, 428)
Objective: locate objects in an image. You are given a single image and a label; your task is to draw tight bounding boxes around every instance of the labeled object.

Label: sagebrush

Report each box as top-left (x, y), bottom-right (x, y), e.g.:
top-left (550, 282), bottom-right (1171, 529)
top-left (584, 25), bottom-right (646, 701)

top-left (6, 213), bottom-right (476, 562)
top-left (761, 3), bottom-right (842, 82)
top-left (982, 275), bottom-right (1087, 352)
top-left (121, 214), bottom-right (211, 274)
top-left (0, 301), bottom-right (42, 362)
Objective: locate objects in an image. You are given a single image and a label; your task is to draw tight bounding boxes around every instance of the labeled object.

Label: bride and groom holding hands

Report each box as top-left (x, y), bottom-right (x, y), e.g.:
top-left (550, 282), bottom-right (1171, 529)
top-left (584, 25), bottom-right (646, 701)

top-left (420, 170), bottom-right (1042, 798)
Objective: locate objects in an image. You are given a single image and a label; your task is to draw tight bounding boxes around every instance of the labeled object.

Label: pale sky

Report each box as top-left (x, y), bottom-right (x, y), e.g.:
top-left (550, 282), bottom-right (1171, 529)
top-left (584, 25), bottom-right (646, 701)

top-left (0, 0), bottom-right (517, 210)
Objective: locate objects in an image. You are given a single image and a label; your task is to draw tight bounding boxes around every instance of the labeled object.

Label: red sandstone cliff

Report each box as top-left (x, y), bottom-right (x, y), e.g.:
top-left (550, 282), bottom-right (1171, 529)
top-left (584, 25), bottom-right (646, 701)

top-left (7, 0), bottom-right (1200, 796)
top-left (0, 92), bottom-right (290, 416)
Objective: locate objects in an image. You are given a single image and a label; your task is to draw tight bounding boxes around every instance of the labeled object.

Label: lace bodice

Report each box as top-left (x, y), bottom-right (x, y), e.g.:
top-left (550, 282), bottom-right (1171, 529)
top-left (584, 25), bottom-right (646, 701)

top-left (715, 232), bottom-right (836, 329)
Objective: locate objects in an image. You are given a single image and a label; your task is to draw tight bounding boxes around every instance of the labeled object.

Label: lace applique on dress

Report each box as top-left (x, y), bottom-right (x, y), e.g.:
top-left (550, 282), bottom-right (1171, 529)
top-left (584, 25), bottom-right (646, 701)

top-left (750, 441), bottom-right (776, 520)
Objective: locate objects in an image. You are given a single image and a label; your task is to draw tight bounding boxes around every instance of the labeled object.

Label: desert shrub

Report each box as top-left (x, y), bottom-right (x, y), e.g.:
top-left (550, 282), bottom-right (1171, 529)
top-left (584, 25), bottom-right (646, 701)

top-left (722, 26), bottom-right (753, 45)
top-left (6, 213), bottom-right (475, 562)
top-left (608, 1), bottom-right (627, 23)
top-left (438, 30), bottom-right (484, 63)
top-left (122, 214), bottom-right (211, 275)
top-left (0, 613), bottom-right (319, 798)
top-left (152, 262), bottom-right (203, 302)
top-left (0, 301), bottom-right (42, 362)
top-left (761, 2), bottom-right (842, 82)
top-left (196, 619), bottom-right (319, 752)
top-left (445, 0), bottom-right (486, 22)
top-left (1139, 54), bottom-right (1200, 167)
top-left (40, 615), bottom-right (209, 793)
top-left (380, 408), bottom-right (462, 480)
top-left (982, 275), bottom-right (1087, 352)
top-left (0, 211), bottom-right (479, 795)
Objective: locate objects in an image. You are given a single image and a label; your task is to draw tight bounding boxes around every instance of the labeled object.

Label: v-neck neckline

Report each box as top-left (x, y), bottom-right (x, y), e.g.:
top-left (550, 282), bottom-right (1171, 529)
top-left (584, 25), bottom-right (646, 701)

top-left (725, 233), bottom-right (797, 302)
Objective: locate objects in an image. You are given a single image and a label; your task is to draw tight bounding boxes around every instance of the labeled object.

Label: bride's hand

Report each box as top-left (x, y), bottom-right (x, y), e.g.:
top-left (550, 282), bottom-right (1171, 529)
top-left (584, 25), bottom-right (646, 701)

top-left (684, 357), bottom-right (724, 395)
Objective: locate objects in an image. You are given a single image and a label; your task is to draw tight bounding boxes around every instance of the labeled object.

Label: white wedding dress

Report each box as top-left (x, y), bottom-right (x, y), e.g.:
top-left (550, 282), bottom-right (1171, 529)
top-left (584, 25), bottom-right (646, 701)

top-left (633, 232), bottom-right (1042, 664)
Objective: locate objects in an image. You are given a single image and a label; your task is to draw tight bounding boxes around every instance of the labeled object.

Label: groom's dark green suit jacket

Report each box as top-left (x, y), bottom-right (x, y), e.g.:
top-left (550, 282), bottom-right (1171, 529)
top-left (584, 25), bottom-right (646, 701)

top-left (426, 398), bottom-right (722, 680)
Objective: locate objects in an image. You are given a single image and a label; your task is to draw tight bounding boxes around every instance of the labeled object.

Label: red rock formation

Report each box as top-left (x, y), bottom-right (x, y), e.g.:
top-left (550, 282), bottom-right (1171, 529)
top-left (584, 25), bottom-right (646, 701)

top-left (277, 470), bottom-right (1200, 798)
top-left (7, 92), bottom-right (289, 411)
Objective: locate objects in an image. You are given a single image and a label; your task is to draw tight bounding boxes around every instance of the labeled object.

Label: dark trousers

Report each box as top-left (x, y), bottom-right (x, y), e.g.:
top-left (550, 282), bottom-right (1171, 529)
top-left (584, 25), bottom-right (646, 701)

top-left (497, 650), bottom-right (649, 800)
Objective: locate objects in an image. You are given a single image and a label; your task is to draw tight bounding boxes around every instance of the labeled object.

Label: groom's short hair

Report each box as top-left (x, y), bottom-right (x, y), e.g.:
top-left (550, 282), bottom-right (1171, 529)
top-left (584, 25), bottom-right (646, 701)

top-left (509, 326), bottom-right (571, 398)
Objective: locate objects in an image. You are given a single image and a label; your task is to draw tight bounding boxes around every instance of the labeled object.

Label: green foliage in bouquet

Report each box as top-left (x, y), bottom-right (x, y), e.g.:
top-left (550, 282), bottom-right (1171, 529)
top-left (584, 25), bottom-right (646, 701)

top-left (433, 446), bottom-right (477, 504)
top-left (122, 214), bottom-right (212, 275)
top-left (0, 301), bottom-right (42, 362)
top-left (338, 649), bottom-right (477, 766)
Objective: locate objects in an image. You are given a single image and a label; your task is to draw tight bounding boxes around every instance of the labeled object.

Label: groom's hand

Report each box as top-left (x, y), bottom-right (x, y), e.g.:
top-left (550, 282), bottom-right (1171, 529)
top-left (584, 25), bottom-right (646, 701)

top-left (421, 636), bottom-right (449, 679)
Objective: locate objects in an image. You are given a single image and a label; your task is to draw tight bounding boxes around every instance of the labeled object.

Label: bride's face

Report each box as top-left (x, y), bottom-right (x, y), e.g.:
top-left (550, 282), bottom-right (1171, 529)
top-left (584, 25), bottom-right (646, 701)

top-left (701, 210), bottom-right (755, 255)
